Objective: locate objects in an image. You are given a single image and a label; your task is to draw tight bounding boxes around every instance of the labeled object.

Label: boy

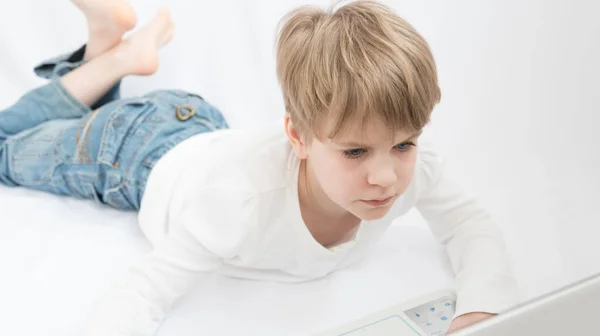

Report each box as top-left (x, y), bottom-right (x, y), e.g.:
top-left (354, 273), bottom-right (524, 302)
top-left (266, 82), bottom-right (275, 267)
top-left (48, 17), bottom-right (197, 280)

top-left (0, 0), bottom-right (519, 335)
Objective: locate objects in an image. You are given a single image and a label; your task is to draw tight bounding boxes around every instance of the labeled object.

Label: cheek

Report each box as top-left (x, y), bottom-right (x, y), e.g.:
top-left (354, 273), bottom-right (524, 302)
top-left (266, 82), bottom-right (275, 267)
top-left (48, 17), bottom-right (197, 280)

top-left (396, 153), bottom-right (418, 187)
top-left (315, 156), bottom-right (361, 196)
top-left (334, 164), bottom-right (366, 201)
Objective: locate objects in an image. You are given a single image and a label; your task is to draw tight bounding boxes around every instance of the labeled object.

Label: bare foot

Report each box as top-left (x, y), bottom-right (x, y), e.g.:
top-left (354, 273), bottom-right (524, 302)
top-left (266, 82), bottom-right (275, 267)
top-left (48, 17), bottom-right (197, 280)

top-left (111, 8), bottom-right (174, 76)
top-left (72, 0), bottom-right (138, 60)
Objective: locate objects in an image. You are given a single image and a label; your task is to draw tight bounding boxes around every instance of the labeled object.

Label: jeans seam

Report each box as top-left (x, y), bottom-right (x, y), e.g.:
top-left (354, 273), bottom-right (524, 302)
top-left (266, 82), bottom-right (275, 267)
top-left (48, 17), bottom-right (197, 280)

top-left (97, 105), bottom-right (127, 167)
top-left (11, 160), bottom-right (61, 185)
top-left (73, 113), bottom-right (93, 163)
top-left (7, 127), bottom-right (66, 185)
top-left (79, 110), bottom-right (100, 164)
top-left (123, 123), bottom-right (158, 176)
top-left (88, 182), bottom-right (101, 203)
top-left (64, 172), bottom-right (95, 199)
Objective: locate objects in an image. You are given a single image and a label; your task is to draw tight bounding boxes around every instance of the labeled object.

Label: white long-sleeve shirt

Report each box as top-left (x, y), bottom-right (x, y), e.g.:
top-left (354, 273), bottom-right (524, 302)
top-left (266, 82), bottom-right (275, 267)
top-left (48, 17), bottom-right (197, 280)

top-left (83, 120), bottom-right (520, 335)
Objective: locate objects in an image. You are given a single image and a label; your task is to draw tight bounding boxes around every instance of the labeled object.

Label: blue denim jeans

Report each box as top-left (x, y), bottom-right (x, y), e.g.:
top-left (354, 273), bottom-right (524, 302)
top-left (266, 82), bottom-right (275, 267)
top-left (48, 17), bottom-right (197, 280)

top-left (0, 45), bottom-right (229, 210)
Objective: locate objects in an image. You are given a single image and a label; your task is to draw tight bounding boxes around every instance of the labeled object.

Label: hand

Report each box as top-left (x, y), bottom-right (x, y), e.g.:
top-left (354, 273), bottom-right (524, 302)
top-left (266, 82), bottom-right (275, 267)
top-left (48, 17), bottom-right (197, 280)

top-left (446, 312), bottom-right (495, 334)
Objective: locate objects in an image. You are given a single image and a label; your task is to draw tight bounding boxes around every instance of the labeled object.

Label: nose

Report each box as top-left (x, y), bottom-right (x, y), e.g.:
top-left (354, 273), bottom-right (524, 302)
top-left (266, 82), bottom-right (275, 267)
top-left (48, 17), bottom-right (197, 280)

top-left (367, 155), bottom-right (397, 188)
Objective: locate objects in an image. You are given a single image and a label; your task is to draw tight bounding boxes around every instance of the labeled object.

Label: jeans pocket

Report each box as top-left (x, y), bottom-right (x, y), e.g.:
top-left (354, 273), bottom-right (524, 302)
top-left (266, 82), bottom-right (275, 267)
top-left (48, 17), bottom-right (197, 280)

top-left (8, 120), bottom-right (70, 186)
top-left (97, 98), bottom-right (162, 169)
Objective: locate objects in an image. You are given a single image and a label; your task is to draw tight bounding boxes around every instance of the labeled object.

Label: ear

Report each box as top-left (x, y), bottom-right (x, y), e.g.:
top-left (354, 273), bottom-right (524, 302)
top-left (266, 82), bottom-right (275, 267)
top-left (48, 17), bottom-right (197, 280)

top-left (284, 113), bottom-right (308, 159)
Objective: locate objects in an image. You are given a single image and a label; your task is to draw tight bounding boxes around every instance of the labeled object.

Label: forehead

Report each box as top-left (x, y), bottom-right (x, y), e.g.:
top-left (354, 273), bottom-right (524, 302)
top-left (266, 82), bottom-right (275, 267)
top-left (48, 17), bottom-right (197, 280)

top-left (325, 117), bottom-right (418, 146)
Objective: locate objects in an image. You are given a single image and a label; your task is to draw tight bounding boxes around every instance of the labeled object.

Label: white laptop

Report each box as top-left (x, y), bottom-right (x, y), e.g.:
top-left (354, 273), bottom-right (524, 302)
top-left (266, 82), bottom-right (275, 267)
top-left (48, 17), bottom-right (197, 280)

top-left (316, 289), bottom-right (457, 336)
top-left (318, 271), bottom-right (600, 336)
top-left (453, 271), bottom-right (600, 336)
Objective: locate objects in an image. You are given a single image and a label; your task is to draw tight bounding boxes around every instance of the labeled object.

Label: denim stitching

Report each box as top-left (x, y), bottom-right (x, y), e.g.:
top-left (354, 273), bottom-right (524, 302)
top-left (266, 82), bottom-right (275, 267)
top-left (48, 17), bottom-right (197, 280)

top-left (80, 111), bottom-right (100, 163)
top-left (87, 182), bottom-right (101, 203)
top-left (64, 173), bottom-right (86, 199)
top-left (9, 127), bottom-right (67, 185)
top-left (96, 98), bottom-right (150, 168)
top-left (11, 158), bottom-right (62, 185)
top-left (74, 112), bottom-right (94, 163)
top-left (123, 115), bottom-right (158, 177)
top-left (97, 104), bottom-right (128, 167)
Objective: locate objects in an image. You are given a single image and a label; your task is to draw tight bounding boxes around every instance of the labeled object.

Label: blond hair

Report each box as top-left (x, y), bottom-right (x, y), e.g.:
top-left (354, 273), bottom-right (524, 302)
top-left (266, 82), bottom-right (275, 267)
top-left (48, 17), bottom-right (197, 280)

top-left (276, 0), bottom-right (441, 140)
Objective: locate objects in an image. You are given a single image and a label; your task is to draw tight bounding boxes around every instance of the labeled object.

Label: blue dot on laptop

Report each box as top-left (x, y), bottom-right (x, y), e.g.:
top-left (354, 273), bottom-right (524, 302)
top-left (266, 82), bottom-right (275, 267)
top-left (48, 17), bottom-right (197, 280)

top-left (430, 307), bottom-right (435, 312)
top-left (441, 316), bottom-right (448, 321)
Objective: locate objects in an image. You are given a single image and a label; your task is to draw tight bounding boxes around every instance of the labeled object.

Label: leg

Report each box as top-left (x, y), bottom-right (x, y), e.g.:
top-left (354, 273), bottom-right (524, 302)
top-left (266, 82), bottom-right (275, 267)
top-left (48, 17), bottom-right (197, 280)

top-left (60, 8), bottom-right (174, 107)
top-left (0, 9), bottom-right (173, 140)
top-left (0, 9), bottom-right (174, 187)
top-left (72, 0), bottom-right (137, 61)
top-left (34, 45), bottom-right (123, 111)
top-left (34, 0), bottom-right (138, 109)
top-left (0, 10), bottom-right (173, 194)
top-left (0, 90), bottom-right (228, 209)
top-left (0, 82), bottom-right (91, 147)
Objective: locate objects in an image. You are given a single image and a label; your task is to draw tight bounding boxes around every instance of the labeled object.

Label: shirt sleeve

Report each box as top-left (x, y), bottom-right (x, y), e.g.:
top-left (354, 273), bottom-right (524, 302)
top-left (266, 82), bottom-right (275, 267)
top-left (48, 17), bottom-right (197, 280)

top-left (414, 146), bottom-right (521, 318)
top-left (82, 225), bottom-right (223, 336)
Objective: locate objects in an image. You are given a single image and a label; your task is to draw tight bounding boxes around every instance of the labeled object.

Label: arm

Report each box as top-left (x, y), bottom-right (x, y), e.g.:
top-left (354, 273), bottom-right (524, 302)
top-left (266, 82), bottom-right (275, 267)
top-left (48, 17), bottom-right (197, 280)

top-left (82, 226), bottom-right (222, 336)
top-left (414, 147), bottom-right (520, 329)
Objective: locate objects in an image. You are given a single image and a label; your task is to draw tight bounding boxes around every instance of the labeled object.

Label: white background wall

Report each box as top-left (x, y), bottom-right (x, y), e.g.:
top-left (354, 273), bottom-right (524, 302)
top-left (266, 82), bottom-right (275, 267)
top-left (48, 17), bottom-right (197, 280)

top-left (1, 0), bottom-right (599, 327)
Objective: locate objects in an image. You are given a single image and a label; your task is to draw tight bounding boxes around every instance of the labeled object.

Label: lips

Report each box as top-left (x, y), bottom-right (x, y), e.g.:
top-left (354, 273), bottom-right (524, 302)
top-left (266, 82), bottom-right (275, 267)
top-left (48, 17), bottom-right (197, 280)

top-left (361, 195), bottom-right (395, 207)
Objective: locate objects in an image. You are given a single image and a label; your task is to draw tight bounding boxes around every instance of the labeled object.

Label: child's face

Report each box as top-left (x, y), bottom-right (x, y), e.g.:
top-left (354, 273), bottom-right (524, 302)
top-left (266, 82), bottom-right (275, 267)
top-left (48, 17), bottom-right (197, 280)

top-left (293, 116), bottom-right (421, 222)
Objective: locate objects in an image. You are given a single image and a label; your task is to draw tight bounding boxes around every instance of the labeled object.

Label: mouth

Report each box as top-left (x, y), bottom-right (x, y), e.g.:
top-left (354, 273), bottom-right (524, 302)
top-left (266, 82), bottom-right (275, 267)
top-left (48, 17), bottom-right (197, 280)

top-left (360, 195), bottom-right (395, 207)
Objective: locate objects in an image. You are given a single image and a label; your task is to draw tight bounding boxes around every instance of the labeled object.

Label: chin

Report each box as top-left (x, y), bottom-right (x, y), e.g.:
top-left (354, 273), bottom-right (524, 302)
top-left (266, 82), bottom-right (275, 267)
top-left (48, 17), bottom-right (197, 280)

top-left (354, 206), bottom-right (391, 221)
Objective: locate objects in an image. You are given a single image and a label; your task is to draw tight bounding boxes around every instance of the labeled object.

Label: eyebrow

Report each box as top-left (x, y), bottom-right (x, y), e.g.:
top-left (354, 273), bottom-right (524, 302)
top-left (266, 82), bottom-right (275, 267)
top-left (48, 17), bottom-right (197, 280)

top-left (334, 130), bottom-right (423, 148)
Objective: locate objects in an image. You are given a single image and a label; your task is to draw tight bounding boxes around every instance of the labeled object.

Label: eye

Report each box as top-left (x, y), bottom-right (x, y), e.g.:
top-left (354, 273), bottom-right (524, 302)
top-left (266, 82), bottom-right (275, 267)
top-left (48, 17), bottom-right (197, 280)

top-left (395, 142), bottom-right (415, 152)
top-left (342, 148), bottom-right (366, 159)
